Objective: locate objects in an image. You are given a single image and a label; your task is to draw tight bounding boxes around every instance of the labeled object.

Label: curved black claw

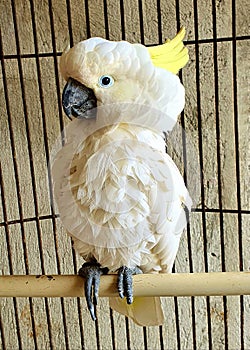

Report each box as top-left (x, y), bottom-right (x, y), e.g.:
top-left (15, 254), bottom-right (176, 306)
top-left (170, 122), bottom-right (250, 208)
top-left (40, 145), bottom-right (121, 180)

top-left (79, 262), bottom-right (109, 321)
top-left (117, 266), bottom-right (143, 304)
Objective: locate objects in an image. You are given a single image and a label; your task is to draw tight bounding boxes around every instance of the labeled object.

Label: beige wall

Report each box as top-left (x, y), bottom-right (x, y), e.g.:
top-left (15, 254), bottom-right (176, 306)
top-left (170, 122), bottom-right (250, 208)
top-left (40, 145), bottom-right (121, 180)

top-left (0, 0), bottom-right (249, 349)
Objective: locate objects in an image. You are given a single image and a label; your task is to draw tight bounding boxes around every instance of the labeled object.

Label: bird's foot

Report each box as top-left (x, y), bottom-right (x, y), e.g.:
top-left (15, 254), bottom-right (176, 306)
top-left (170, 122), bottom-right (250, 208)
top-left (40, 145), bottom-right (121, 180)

top-left (117, 266), bottom-right (143, 304)
top-left (79, 262), bottom-right (109, 321)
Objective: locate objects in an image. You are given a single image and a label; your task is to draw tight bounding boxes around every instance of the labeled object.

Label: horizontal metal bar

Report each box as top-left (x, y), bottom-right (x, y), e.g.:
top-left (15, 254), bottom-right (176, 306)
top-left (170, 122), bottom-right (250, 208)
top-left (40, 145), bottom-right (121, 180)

top-left (0, 272), bottom-right (249, 298)
top-left (0, 209), bottom-right (249, 228)
top-left (0, 35), bottom-right (249, 60)
top-left (0, 52), bottom-right (62, 60)
top-left (184, 35), bottom-right (250, 45)
top-left (192, 208), bottom-right (250, 214)
top-left (0, 214), bottom-right (60, 227)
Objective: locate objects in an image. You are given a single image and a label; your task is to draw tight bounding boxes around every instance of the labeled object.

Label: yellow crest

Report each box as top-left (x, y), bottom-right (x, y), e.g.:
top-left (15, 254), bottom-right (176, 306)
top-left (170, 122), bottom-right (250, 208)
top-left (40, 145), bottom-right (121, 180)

top-left (147, 28), bottom-right (188, 74)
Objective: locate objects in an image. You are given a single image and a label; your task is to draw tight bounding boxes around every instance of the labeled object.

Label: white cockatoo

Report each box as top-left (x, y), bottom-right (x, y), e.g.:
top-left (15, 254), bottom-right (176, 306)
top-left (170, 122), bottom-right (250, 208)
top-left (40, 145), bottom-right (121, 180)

top-left (52, 28), bottom-right (192, 326)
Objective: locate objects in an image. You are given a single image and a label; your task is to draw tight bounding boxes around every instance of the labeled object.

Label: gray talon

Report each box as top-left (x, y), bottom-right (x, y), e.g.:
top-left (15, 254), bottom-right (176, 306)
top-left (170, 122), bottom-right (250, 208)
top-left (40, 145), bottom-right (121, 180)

top-left (79, 262), bottom-right (108, 321)
top-left (117, 266), bottom-right (142, 304)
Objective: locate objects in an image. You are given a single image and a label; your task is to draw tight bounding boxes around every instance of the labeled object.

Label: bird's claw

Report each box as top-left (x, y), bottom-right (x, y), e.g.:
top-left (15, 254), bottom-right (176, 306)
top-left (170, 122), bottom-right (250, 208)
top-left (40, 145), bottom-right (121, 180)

top-left (79, 262), bottom-right (108, 321)
top-left (117, 266), bottom-right (142, 304)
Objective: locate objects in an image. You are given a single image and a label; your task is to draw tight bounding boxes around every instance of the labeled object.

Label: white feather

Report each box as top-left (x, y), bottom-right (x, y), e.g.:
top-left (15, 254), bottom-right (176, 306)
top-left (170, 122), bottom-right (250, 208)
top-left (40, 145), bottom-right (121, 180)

top-left (52, 123), bottom-right (191, 270)
top-left (53, 36), bottom-right (191, 326)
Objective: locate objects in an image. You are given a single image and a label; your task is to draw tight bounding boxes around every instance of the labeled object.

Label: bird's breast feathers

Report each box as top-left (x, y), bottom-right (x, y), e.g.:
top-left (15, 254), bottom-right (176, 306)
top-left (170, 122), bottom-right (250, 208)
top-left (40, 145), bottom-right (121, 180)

top-left (53, 123), bottom-right (191, 271)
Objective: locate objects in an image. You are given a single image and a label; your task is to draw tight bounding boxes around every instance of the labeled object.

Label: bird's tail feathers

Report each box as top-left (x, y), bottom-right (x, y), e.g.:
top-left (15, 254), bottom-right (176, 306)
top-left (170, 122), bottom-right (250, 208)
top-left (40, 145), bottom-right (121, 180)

top-left (109, 296), bottom-right (164, 326)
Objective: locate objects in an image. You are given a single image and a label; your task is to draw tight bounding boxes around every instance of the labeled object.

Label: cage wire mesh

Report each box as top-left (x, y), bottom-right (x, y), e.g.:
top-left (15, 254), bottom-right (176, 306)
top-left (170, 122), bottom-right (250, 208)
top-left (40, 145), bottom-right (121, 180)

top-left (0, 0), bottom-right (249, 349)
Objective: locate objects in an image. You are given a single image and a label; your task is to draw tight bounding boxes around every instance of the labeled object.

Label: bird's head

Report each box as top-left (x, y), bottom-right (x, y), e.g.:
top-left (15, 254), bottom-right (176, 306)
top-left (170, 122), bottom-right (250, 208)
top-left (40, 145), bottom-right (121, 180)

top-left (60, 29), bottom-right (188, 131)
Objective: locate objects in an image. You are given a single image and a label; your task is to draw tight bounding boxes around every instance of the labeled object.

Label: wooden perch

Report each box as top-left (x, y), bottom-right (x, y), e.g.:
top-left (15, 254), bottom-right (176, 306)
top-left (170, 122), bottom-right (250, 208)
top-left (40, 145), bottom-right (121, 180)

top-left (0, 272), bottom-right (249, 298)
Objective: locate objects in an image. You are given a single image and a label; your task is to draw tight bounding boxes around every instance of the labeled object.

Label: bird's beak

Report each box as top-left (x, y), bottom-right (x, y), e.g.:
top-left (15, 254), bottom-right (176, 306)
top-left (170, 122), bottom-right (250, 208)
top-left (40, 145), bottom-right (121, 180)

top-left (62, 78), bottom-right (97, 119)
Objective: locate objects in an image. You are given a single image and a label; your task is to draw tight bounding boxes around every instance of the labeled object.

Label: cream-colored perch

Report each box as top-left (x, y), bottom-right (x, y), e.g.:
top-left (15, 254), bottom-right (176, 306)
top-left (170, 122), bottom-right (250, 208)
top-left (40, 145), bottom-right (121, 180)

top-left (0, 272), bottom-right (249, 298)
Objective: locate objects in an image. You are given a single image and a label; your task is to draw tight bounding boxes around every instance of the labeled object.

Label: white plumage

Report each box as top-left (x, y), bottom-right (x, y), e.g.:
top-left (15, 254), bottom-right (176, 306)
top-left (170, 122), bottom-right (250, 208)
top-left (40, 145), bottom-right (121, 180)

top-left (52, 34), bottom-right (191, 326)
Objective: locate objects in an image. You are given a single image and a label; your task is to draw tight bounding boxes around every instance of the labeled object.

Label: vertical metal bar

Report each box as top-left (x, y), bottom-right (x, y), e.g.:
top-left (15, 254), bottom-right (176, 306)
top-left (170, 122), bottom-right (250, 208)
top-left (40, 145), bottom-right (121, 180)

top-left (119, 0), bottom-right (126, 40)
top-left (103, 0), bottom-right (110, 40)
top-left (47, 0), bottom-right (65, 139)
top-left (143, 327), bottom-right (148, 350)
top-left (84, 0), bottom-right (91, 38)
top-left (0, 310), bottom-right (6, 350)
top-left (192, 1), bottom-right (212, 349)
top-left (47, 0), bottom-right (63, 252)
top-left (28, 1), bottom-right (66, 348)
top-left (156, 0), bottom-right (162, 44)
top-left (175, 0), bottom-right (180, 31)
top-left (9, 1), bottom-right (39, 347)
top-left (66, 0), bottom-right (74, 47)
top-left (175, 1), bottom-right (197, 349)
top-left (47, 1), bottom-right (69, 348)
top-left (232, 1), bottom-right (244, 348)
top-left (125, 317), bottom-right (131, 350)
top-left (64, 2), bottom-right (87, 348)
top-left (0, 161), bottom-right (22, 349)
top-left (211, 1), bottom-right (229, 348)
top-left (138, 0), bottom-right (145, 44)
top-left (158, 325), bottom-right (164, 350)
top-left (174, 296), bottom-right (181, 350)
top-left (109, 308), bottom-right (116, 350)
top-left (211, 0), bottom-right (225, 271)
top-left (94, 307), bottom-right (101, 350)
top-left (76, 297), bottom-right (85, 350)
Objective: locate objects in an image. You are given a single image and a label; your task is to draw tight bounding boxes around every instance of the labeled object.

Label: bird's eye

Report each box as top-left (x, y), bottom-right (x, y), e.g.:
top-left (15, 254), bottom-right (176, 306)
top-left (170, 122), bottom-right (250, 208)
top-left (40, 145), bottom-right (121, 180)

top-left (98, 75), bottom-right (114, 88)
